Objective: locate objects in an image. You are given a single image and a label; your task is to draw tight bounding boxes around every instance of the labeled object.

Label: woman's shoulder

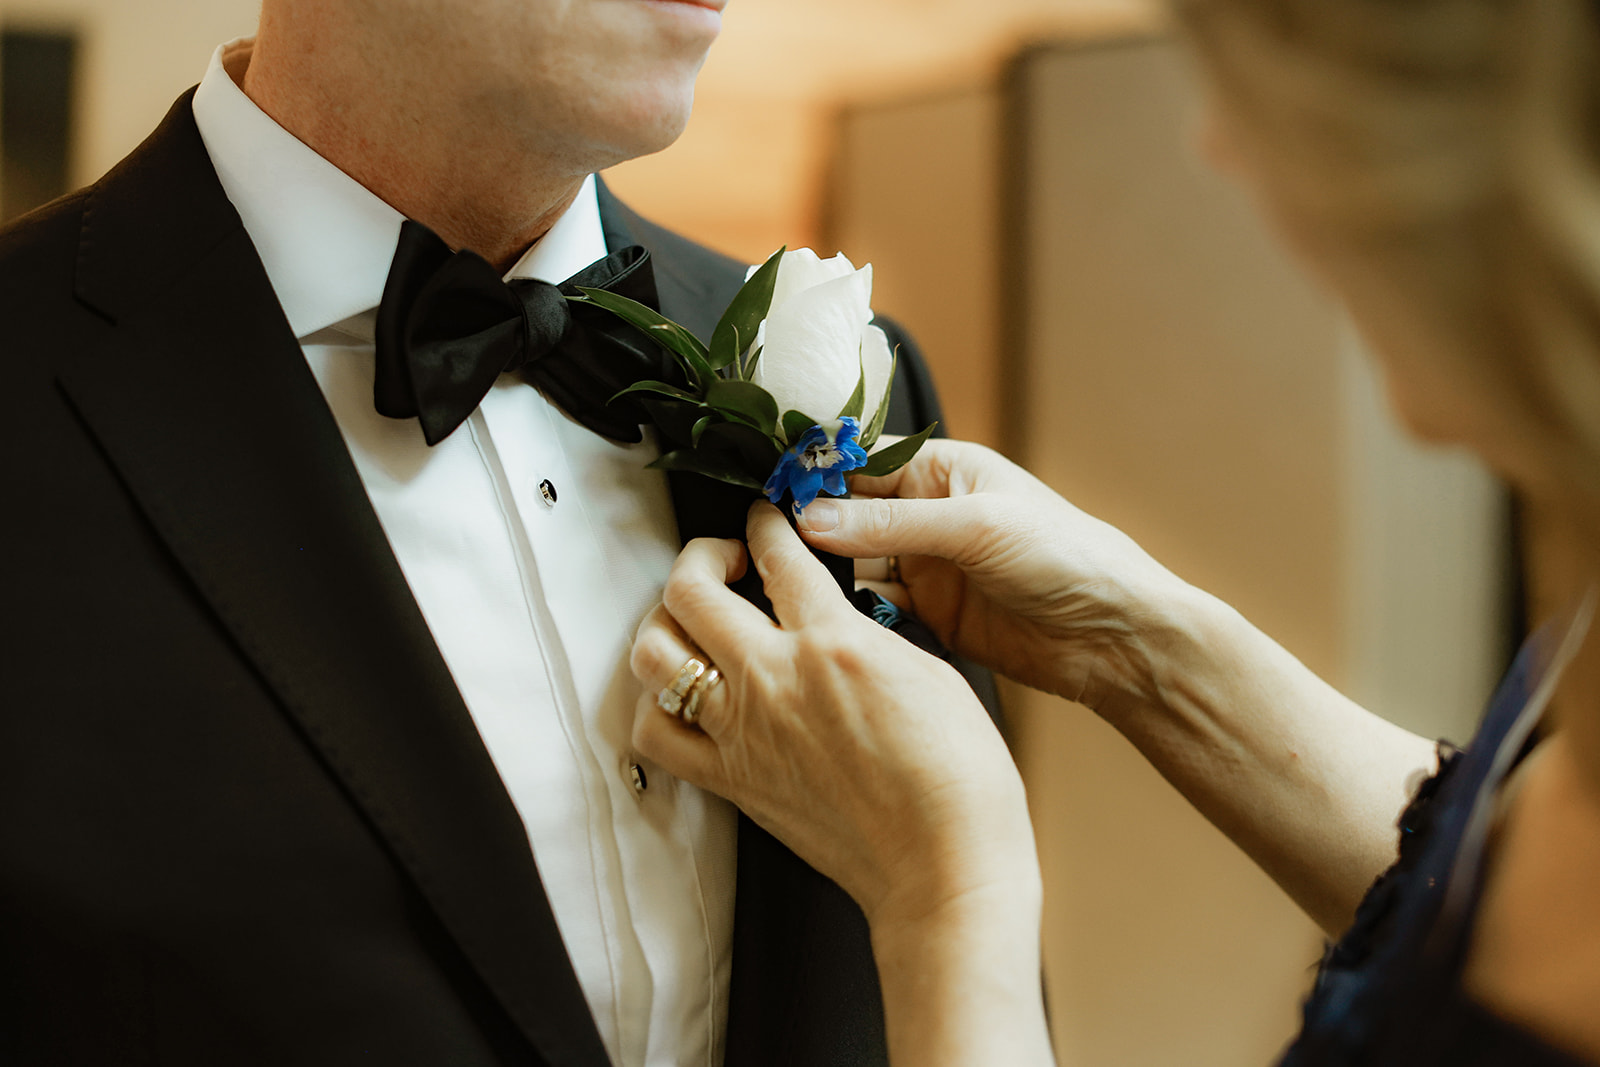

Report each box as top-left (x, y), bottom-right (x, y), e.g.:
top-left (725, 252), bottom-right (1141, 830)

top-left (1280, 737), bottom-right (1595, 1066)
top-left (1281, 613), bottom-right (1599, 1067)
top-left (1461, 736), bottom-right (1600, 1065)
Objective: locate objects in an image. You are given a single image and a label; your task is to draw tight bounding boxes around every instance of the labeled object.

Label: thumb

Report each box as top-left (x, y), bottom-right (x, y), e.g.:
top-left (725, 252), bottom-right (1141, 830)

top-left (795, 495), bottom-right (986, 565)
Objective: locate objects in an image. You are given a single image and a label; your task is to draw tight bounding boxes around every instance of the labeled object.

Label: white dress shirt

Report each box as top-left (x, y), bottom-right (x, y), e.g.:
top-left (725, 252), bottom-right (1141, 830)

top-left (192, 39), bottom-right (736, 1067)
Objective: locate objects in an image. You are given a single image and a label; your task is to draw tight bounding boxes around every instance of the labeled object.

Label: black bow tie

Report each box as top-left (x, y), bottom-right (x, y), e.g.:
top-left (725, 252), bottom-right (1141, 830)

top-left (373, 219), bottom-right (676, 445)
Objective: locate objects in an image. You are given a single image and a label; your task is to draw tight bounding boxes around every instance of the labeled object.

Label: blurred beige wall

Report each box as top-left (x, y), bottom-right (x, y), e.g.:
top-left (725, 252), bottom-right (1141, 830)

top-left (826, 89), bottom-right (1004, 446)
top-left (1010, 39), bottom-right (1331, 1065)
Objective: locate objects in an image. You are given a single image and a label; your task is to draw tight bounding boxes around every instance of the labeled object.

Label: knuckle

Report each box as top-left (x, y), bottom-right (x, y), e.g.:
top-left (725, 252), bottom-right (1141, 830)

top-left (865, 498), bottom-right (899, 541)
top-left (827, 637), bottom-right (874, 678)
top-left (661, 569), bottom-right (694, 610)
top-left (630, 625), bottom-right (677, 679)
top-left (753, 542), bottom-right (800, 587)
top-left (795, 626), bottom-right (853, 670)
top-left (662, 570), bottom-right (714, 620)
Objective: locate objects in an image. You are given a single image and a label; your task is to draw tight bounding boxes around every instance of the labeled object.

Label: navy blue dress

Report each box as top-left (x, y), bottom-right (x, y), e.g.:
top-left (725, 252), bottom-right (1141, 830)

top-left (1280, 618), bottom-right (1594, 1066)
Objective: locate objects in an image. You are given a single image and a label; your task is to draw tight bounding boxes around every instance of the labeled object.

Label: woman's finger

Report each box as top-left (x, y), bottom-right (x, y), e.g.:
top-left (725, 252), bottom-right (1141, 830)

top-left (630, 602), bottom-right (737, 737)
top-left (795, 494), bottom-right (991, 567)
top-left (745, 502), bottom-right (849, 629)
top-left (631, 690), bottom-right (726, 794)
top-left (660, 536), bottom-right (774, 669)
top-left (629, 602), bottom-right (693, 683)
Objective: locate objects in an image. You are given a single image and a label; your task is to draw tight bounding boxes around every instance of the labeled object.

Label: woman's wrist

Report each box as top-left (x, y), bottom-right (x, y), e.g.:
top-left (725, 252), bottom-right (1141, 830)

top-left (1045, 567), bottom-right (1225, 723)
top-left (856, 765), bottom-right (1042, 935)
top-left (870, 870), bottom-right (1043, 953)
top-left (869, 876), bottom-right (1054, 1067)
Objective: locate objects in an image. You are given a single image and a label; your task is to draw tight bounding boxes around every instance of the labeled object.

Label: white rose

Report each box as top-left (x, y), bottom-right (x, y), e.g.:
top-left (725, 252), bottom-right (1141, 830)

top-left (747, 248), bottom-right (893, 441)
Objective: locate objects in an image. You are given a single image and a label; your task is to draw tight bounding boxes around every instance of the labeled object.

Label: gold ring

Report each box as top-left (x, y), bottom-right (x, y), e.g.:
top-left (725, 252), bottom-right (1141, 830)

top-left (885, 555), bottom-right (903, 584)
top-left (681, 666), bottom-right (722, 724)
top-left (657, 657), bottom-right (707, 717)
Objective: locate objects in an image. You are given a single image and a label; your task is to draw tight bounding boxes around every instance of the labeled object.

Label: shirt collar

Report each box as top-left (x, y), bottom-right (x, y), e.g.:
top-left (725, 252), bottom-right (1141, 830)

top-left (191, 38), bottom-right (607, 341)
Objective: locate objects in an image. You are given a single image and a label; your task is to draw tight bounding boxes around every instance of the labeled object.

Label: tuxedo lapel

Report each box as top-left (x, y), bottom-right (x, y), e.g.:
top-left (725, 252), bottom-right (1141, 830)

top-left (58, 93), bottom-right (610, 1067)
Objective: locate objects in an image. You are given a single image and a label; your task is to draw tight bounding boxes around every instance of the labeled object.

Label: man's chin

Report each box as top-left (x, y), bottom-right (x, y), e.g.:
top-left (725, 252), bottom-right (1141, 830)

top-left (590, 94), bottom-right (697, 164)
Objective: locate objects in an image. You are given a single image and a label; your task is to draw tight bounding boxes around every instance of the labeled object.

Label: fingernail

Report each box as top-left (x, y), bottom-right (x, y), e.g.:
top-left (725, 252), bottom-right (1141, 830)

top-left (797, 499), bottom-right (839, 532)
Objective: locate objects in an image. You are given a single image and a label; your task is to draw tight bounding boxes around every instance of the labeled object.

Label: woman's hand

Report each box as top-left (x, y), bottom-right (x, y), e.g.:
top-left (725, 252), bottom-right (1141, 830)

top-left (630, 501), bottom-right (1054, 1066)
top-left (630, 501), bottom-right (1036, 930)
top-left (798, 438), bottom-right (1196, 721)
top-left (799, 438), bottom-right (1436, 937)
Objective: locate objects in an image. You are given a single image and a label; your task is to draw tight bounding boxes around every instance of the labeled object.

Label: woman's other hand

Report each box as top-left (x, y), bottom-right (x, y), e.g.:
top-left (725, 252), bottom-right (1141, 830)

top-left (630, 501), bottom-right (1037, 930)
top-left (801, 438), bottom-right (1437, 935)
top-left (798, 437), bottom-right (1194, 721)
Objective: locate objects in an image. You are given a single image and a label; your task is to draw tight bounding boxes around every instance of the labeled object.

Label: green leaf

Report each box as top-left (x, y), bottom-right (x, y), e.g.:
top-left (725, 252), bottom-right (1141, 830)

top-left (647, 448), bottom-right (767, 490)
top-left (710, 246), bottom-right (784, 372)
top-left (610, 379), bottom-right (702, 405)
top-left (572, 287), bottom-right (713, 388)
top-left (858, 422), bottom-right (937, 479)
top-left (691, 414), bottom-right (715, 447)
top-left (638, 395), bottom-right (709, 449)
top-left (781, 409), bottom-right (818, 445)
top-left (705, 378), bottom-right (779, 436)
top-left (742, 343), bottom-right (764, 381)
top-left (837, 347), bottom-right (866, 421)
top-left (698, 420), bottom-right (784, 475)
top-left (722, 325), bottom-right (742, 379)
top-left (859, 345), bottom-right (900, 450)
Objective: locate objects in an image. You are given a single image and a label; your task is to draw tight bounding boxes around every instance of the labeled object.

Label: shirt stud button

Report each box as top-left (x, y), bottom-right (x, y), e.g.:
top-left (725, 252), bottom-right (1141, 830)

top-left (628, 762), bottom-right (648, 794)
top-left (538, 479), bottom-right (558, 507)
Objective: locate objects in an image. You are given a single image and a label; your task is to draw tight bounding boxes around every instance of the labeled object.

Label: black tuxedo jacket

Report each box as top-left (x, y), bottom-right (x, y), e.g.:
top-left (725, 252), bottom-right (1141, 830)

top-left (0, 92), bottom-right (959, 1066)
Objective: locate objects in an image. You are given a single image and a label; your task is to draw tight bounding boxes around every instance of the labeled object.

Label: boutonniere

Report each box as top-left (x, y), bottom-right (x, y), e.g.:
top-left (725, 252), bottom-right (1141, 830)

top-left (570, 247), bottom-right (936, 512)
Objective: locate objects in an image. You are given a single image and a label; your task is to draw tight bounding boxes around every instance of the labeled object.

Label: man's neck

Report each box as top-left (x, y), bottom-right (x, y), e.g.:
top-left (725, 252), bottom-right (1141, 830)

top-left (238, 32), bottom-right (585, 273)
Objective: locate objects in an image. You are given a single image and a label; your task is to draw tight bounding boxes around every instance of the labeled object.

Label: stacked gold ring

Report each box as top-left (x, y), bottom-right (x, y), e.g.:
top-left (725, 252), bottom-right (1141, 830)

top-left (656, 656), bottom-right (723, 725)
top-left (680, 666), bottom-right (721, 724)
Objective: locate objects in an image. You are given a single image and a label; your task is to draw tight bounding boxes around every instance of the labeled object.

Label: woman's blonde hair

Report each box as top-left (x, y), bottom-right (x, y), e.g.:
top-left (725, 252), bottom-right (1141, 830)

top-left (1174, 0), bottom-right (1600, 489)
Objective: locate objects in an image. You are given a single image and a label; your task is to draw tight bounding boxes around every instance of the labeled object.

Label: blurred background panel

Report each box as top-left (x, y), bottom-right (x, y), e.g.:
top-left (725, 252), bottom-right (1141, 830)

top-left (823, 87), bottom-right (1003, 448)
top-left (1, 3), bottom-right (1516, 1065)
top-left (1, 25), bottom-right (76, 218)
top-left (1001, 38), bottom-right (1337, 1064)
top-left (0, 0), bottom-right (259, 198)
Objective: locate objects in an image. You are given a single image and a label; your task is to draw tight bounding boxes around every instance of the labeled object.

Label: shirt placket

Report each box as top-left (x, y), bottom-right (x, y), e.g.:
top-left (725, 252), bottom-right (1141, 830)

top-left (477, 383), bottom-right (658, 1067)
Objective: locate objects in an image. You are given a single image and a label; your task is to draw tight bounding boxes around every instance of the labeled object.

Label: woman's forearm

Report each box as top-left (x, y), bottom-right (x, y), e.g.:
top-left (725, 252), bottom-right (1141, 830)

top-left (871, 879), bottom-right (1056, 1067)
top-left (1082, 584), bottom-right (1437, 938)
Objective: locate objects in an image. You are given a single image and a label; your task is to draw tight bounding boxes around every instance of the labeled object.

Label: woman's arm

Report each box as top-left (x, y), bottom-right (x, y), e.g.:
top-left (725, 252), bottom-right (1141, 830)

top-left (799, 438), bottom-right (1435, 937)
top-left (1100, 582), bottom-right (1436, 936)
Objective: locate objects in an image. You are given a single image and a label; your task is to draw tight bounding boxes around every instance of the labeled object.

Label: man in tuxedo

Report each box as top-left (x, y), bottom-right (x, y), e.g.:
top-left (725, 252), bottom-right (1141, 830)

top-left (0, 1), bottom-right (972, 1064)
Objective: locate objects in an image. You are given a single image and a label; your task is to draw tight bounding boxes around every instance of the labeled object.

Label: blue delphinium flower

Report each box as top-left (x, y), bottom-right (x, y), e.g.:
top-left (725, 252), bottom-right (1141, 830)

top-left (763, 417), bottom-right (870, 512)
